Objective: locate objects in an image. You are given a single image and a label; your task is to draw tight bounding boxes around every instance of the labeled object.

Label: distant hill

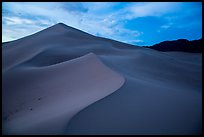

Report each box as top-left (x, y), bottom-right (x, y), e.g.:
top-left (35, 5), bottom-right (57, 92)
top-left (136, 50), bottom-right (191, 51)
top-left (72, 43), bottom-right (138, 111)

top-left (144, 39), bottom-right (202, 53)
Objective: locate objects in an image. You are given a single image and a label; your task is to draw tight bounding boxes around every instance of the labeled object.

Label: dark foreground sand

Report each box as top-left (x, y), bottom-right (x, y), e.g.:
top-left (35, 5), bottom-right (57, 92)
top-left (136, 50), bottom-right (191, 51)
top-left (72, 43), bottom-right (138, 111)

top-left (2, 23), bottom-right (202, 135)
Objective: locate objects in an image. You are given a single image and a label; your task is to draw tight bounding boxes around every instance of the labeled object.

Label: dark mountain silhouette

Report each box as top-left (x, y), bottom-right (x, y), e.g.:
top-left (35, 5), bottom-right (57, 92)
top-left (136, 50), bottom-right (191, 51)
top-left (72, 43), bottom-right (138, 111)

top-left (144, 39), bottom-right (202, 53)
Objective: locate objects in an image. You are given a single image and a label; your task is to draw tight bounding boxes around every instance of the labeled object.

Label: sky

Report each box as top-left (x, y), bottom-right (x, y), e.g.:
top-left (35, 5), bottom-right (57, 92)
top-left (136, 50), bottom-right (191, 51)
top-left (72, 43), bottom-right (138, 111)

top-left (2, 2), bottom-right (202, 46)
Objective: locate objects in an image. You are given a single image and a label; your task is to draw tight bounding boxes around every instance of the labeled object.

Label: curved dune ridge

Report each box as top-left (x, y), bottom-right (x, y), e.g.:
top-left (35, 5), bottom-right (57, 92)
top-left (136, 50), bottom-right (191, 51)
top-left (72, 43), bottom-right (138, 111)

top-left (2, 23), bottom-right (202, 135)
top-left (3, 52), bottom-right (125, 135)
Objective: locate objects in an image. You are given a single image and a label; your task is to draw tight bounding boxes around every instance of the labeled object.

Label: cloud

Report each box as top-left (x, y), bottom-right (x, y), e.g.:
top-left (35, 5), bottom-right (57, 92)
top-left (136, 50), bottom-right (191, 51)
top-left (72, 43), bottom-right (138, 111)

top-left (130, 39), bottom-right (144, 43)
top-left (125, 2), bottom-right (182, 19)
top-left (3, 16), bottom-right (34, 25)
top-left (2, 23), bottom-right (45, 42)
top-left (127, 39), bottom-right (144, 43)
top-left (82, 2), bottom-right (117, 11)
top-left (160, 22), bottom-right (173, 29)
top-left (161, 25), bottom-right (170, 29)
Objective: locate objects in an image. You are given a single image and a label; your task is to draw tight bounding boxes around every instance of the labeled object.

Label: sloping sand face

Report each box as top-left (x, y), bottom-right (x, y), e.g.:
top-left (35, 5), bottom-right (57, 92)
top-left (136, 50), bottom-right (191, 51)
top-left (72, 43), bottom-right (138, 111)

top-left (66, 51), bottom-right (202, 135)
top-left (2, 52), bottom-right (125, 135)
top-left (2, 23), bottom-right (202, 135)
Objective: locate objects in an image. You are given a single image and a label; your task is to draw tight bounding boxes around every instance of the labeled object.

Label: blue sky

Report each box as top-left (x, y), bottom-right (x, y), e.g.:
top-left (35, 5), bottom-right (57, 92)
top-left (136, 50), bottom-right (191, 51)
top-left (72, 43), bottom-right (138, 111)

top-left (2, 2), bottom-right (202, 46)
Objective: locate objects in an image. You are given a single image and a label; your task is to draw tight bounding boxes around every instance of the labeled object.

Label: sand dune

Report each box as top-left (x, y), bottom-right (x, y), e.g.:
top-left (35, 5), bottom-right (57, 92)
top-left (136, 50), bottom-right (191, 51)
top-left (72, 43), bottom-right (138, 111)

top-left (66, 51), bottom-right (202, 135)
top-left (3, 52), bottom-right (124, 134)
top-left (2, 23), bottom-right (202, 135)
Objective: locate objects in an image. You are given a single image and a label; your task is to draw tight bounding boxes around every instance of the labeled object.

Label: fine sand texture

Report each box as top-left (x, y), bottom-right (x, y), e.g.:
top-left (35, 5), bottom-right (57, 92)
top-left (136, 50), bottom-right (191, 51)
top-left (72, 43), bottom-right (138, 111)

top-left (2, 23), bottom-right (202, 135)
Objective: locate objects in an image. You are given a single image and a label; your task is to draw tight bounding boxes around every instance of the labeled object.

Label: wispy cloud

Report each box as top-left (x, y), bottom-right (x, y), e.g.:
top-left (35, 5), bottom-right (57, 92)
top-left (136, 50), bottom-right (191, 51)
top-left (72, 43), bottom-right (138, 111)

top-left (2, 23), bottom-right (45, 42)
top-left (127, 2), bottom-right (182, 18)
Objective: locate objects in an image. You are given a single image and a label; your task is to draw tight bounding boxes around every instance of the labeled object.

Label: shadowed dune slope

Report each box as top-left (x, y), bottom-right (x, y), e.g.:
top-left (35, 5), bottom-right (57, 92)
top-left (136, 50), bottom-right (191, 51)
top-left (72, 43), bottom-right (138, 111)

top-left (2, 23), bottom-right (202, 135)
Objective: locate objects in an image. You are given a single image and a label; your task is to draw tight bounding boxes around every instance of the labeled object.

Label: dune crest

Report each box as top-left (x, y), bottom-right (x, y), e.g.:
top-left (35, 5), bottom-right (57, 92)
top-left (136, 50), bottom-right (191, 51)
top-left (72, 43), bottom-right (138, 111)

top-left (3, 52), bottom-right (125, 135)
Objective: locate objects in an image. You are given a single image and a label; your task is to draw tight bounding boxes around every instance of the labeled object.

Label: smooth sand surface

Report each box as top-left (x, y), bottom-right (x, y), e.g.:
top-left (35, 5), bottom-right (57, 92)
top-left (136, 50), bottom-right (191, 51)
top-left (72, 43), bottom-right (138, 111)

top-left (2, 23), bottom-right (202, 135)
top-left (67, 51), bottom-right (202, 135)
top-left (3, 51), bottom-right (124, 134)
